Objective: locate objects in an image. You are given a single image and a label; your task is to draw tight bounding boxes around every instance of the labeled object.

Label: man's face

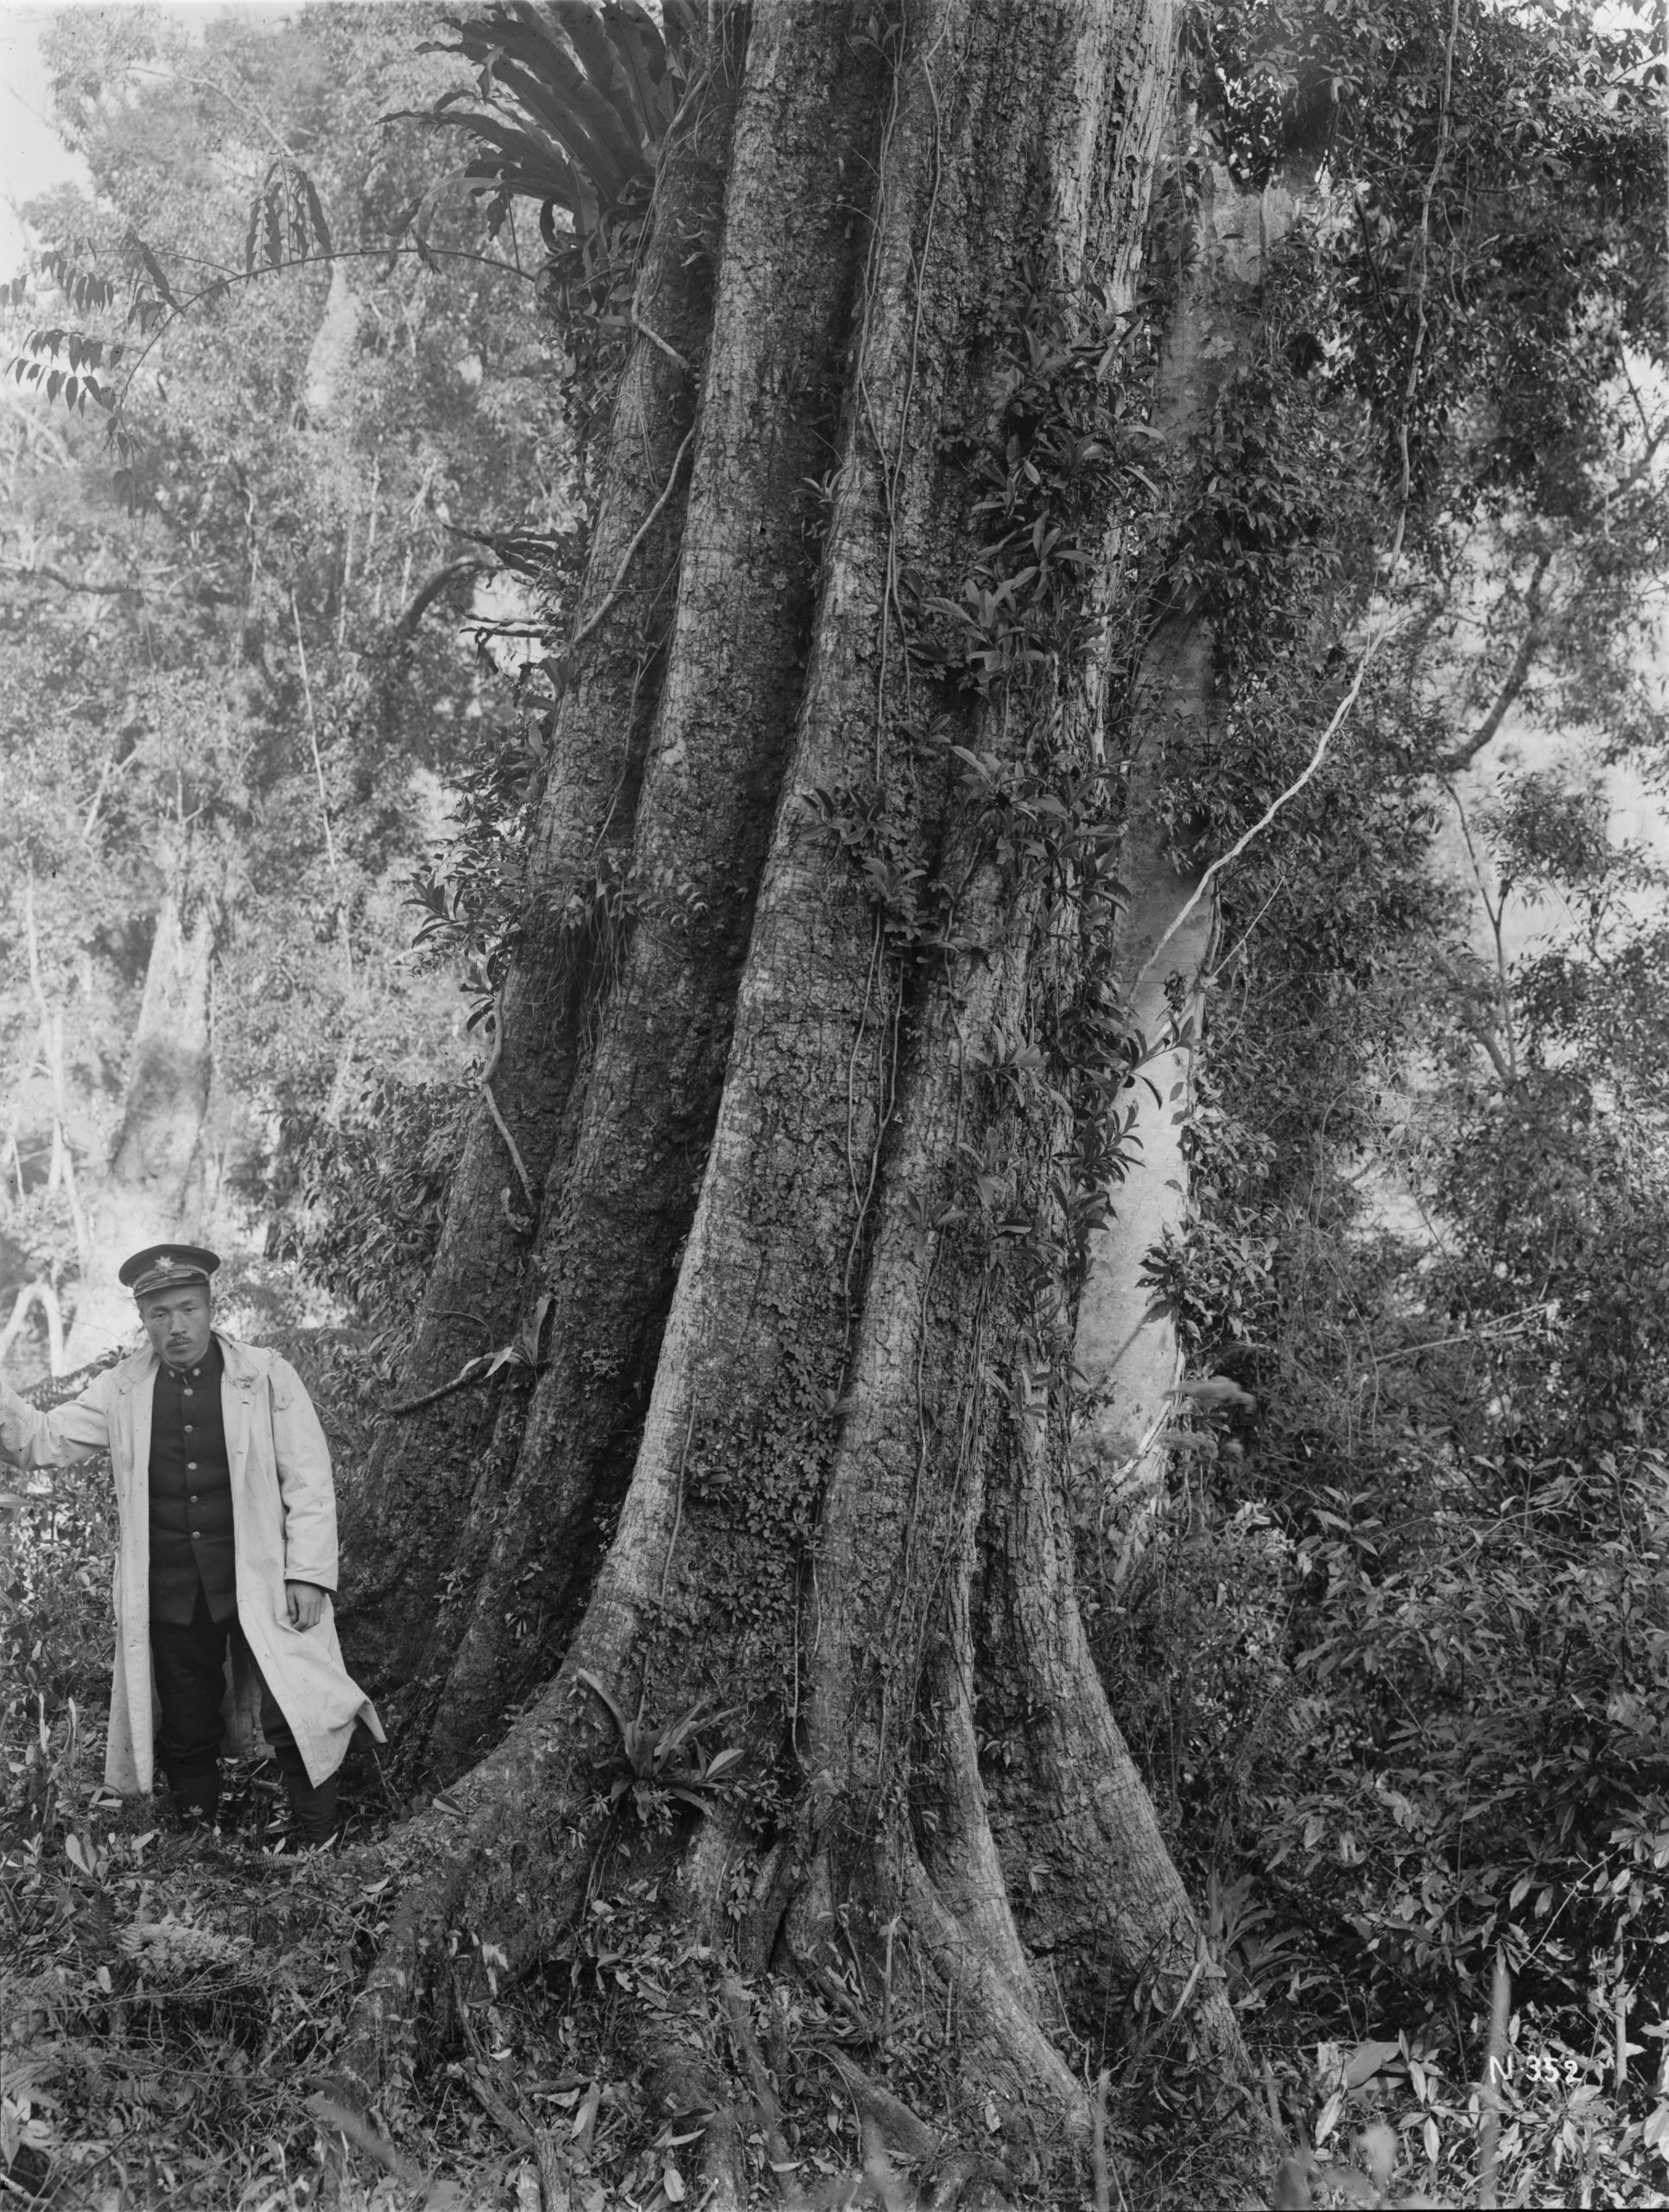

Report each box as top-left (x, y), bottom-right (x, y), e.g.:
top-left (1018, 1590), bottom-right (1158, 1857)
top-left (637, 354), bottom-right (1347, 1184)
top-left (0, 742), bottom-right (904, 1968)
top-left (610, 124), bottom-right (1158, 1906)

top-left (139, 1286), bottom-right (213, 1369)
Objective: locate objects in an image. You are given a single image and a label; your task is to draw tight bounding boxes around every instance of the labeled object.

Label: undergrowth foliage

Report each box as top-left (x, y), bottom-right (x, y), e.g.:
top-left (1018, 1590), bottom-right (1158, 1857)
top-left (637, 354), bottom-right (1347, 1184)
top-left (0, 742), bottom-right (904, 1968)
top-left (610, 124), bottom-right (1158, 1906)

top-left (3, 1399), bottom-right (115, 1853)
top-left (1064, 3), bottom-right (1669, 2199)
top-left (0, 1368), bottom-right (675, 2209)
top-left (1094, 676), bottom-right (1669, 2196)
top-left (267, 1074), bottom-right (476, 1328)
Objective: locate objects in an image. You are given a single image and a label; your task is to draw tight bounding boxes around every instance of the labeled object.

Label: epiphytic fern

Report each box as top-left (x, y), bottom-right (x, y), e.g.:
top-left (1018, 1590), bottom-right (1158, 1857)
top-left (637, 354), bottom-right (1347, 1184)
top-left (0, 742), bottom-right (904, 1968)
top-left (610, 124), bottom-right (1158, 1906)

top-left (395, 0), bottom-right (699, 254)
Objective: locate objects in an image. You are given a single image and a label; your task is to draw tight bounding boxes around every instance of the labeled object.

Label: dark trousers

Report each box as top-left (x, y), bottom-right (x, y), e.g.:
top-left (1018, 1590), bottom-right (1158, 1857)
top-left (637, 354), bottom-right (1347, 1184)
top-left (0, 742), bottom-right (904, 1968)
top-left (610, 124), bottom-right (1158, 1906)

top-left (149, 1584), bottom-right (337, 1838)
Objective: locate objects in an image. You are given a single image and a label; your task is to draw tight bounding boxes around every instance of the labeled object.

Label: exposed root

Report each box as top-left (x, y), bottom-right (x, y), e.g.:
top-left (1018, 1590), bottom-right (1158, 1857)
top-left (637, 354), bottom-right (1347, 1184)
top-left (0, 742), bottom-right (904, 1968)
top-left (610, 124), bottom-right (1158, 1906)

top-left (337, 1768), bottom-right (1137, 2206)
top-left (698, 2107), bottom-right (751, 2210)
top-left (463, 2063), bottom-right (536, 2153)
top-left (981, 1405), bottom-right (1261, 2108)
top-left (919, 1448), bottom-right (1052, 2029)
top-left (739, 1834), bottom-right (797, 1974)
top-left (823, 2051), bottom-right (936, 2164)
top-left (640, 2032), bottom-right (747, 2209)
top-left (331, 1664), bottom-right (621, 2111)
top-left (720, 1974), bottom-right (797, 2189)
top-left (922, 2152), bottom-right (1012, 2212)
top-left (534, 2126), bottom-right (574, 2211)
top-left (330, 1838), bottom-right (469, 2115)
top-left (900, 1852), bottom-right (1090, 2143)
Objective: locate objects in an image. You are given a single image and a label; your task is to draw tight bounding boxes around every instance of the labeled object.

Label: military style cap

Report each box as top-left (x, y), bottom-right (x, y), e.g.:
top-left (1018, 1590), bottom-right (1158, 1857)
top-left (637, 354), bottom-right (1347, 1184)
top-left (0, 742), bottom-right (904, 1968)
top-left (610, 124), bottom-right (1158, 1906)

top-left (118, 1243), bottom-right (221, 1300)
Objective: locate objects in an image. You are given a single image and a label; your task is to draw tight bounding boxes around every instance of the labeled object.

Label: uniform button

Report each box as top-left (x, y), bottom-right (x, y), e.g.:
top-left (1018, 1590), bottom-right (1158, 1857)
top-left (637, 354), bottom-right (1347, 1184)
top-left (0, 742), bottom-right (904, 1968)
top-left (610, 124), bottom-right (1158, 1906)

top-left (191, 1531), bottom-right (201, 1541)
top-left (184, 1424), bottom-right (193, 1433)
top-left (184, 1389), bottom-right (193, 1399)
top-left (187, 1462), bottom-right (198, 1471)
top-left (189, 1494), bottom-right (199, 1504)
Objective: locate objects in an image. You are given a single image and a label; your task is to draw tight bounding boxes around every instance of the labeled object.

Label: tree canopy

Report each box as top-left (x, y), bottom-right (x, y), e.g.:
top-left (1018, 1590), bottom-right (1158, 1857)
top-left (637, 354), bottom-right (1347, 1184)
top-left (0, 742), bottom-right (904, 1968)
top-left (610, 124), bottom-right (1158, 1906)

top-left (2, 0), bottom-right (572, 1351)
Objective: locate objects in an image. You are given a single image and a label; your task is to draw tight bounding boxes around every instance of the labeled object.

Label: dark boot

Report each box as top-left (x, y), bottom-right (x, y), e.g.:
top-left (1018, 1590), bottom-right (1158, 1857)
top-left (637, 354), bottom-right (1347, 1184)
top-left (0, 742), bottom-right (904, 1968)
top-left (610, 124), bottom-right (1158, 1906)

top-left (168, 1765), bottom-right (220, 1831)
top-left (282, 1766), bottom-right (340, 1847)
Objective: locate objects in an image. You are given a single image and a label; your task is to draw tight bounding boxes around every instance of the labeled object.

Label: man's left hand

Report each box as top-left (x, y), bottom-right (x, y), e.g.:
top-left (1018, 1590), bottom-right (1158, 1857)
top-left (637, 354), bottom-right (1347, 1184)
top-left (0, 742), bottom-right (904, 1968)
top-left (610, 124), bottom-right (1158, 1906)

top-left (286, 1581), bottom-right (327, 1630)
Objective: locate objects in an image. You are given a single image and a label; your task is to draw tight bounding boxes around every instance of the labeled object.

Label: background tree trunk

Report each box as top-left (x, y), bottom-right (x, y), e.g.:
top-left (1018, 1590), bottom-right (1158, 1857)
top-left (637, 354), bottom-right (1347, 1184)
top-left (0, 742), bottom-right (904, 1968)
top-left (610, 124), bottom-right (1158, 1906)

top-left (107, 888), bottom-right (216, 1211)
top-left (340, 1), bottom-right (1272, 2186)
top-left (0, 1280), bottom-right (65, 1377)
top-left (62, 885), bottom-right (216, 1362)
top-left (302, 261), bottom-right (360, 426)
top-left (1070, 160), bottom-right (1307, 1573)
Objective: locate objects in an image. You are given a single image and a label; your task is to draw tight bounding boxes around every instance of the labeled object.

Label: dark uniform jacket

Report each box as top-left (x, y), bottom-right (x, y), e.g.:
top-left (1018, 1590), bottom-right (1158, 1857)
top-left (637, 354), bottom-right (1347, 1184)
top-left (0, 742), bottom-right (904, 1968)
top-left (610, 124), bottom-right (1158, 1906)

top-left (146, 1338), bottom-right (237, 1624)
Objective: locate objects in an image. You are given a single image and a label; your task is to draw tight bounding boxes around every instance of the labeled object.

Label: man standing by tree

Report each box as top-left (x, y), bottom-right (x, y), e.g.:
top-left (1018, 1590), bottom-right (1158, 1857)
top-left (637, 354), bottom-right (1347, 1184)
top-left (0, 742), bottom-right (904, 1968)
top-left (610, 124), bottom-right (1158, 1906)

top-left (0, 1246), bottom-right (382, 1844)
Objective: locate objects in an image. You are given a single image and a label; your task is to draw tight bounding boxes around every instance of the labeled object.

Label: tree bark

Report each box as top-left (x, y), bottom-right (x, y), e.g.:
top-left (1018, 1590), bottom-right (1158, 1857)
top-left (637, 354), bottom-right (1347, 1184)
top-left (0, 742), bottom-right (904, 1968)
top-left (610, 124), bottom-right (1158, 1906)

top-left (416, 0), bottom-right (892, 1784)
top-left (339, 3), bottom-right (1275, 2190)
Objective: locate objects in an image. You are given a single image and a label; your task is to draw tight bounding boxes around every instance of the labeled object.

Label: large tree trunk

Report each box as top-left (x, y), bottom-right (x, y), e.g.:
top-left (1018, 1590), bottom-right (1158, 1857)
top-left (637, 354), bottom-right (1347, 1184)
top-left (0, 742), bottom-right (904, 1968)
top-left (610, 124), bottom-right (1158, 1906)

top-left (338, 4), bottom-right (1272, 2195)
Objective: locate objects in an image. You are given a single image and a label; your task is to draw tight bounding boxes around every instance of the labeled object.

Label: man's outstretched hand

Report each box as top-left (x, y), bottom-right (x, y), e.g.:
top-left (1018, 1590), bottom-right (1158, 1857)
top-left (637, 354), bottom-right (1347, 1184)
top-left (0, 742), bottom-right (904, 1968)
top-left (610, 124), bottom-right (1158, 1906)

top-left (286, 1580), bottom-right (327, 1630)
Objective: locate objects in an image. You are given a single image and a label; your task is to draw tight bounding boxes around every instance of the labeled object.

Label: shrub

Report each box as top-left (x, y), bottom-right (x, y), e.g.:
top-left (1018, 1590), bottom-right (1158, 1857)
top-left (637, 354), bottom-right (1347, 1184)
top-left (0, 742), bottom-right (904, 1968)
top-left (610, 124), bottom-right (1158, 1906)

top-left (1089, 1498), bottom-right (1298, 1877)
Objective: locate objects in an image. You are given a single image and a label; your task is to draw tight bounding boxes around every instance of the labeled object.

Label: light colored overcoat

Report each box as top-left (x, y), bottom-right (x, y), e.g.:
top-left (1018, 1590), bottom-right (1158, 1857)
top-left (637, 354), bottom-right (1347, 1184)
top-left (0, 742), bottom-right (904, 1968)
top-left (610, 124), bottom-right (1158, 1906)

top-left (0, 1332), bottom-right (384, 1790)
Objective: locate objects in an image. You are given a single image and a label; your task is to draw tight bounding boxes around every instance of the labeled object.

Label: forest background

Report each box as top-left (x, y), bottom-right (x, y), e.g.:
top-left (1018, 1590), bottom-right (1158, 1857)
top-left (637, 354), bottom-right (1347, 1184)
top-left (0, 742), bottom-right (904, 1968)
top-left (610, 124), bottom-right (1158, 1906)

top-left (2, 0), bottom-right (1669, 2207)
